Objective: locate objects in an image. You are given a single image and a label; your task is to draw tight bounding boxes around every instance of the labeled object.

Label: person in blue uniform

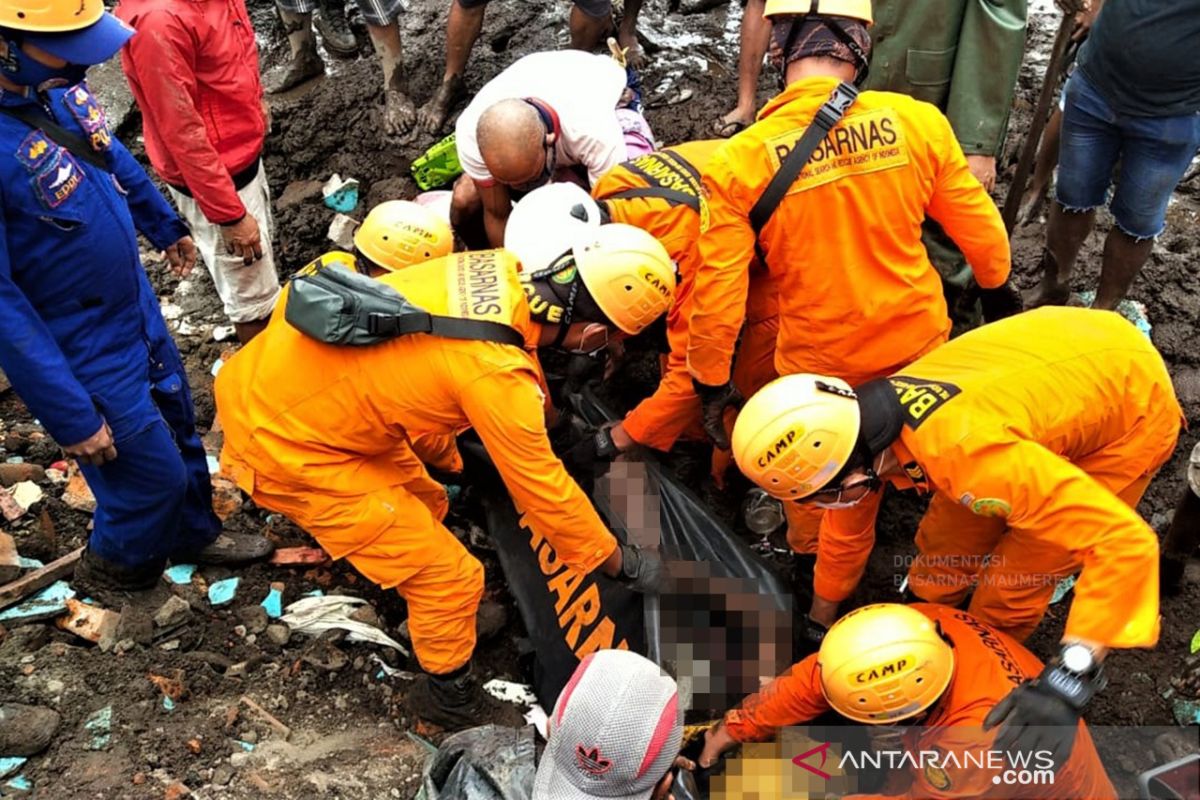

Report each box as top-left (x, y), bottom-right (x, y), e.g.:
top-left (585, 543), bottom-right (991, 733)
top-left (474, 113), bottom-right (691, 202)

top-left (0, 0), bottom-right (273, 597)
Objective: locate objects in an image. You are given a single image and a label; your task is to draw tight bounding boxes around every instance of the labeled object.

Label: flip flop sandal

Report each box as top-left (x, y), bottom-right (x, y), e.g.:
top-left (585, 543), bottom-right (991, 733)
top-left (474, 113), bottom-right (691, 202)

top-left (712, 117), bottom-right (749, 138)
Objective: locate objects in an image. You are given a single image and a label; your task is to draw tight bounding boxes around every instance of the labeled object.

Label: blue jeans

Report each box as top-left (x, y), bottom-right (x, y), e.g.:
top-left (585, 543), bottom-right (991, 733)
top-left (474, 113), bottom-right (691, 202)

top-left (1056, 72), bottom-right (1200, 240)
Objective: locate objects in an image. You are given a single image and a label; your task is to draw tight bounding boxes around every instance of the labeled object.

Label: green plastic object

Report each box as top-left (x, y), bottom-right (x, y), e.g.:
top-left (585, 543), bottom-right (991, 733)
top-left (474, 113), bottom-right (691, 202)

top-left (411, 133), bottom-right (462, 191)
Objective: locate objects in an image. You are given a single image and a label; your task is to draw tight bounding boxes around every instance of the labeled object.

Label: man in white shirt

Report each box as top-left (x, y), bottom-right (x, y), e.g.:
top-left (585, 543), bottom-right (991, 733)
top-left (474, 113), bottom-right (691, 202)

top-left (450, 50), bottom-right (651, 246)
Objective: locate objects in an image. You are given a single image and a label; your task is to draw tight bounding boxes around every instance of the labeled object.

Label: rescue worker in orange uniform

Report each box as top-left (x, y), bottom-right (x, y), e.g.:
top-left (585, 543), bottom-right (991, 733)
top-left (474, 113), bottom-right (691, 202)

top-left (698, 603), bottom-right (1118, 799)
top-left (214, 224), bottom-right (675, 729)
top-left (505, 143), bottom-right (779, 475)
top-left (731, 307), bottom-right (1182, 760)
top-left (686, 0), bottom-right (1019, 557)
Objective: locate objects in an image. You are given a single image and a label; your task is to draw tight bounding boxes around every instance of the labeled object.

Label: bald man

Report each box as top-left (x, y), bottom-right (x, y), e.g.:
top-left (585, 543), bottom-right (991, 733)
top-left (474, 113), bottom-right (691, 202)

top-left (450, 50), bottom-right (653, 246)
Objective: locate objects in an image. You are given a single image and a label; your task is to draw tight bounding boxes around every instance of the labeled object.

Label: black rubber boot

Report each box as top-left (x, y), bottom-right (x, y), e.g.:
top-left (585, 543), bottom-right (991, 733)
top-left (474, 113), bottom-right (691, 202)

top-left (314, 0), bottom-right (359, 57)
top-left (172, 532), bottom-right (275, 567)
top-left (0, 704), bottom-right (60, 757)
top-left (407, 663), bottom-right (491, 732)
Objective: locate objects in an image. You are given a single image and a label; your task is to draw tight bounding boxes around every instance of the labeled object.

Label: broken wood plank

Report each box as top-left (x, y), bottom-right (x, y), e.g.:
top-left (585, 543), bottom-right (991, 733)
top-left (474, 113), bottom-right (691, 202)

top-left (0, 547), bottom-right (83, 610)
top-left (0, 532), bottom-right (19, 584)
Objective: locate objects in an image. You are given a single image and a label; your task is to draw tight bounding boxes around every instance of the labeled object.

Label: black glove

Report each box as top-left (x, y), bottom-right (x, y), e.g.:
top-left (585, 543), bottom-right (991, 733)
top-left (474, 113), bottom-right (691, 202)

top-left (614, 543), bottom-right (665, 594)
top-left (978, 280), bottom-right (1024, 322)
top-left (983, 662), bottom-right (1102, 769)
top-left (693, 379), bottom-right (744, 450)
top-left (797, 615), bottom-right (829, 657)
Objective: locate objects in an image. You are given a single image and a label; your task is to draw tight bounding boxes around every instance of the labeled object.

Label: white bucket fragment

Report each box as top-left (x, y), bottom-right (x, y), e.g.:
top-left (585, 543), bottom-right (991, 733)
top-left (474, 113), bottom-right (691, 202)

top-left (279, 595), bottom-right (410, 656)
top-left (483, 679), bottom-right (538, 706)
top-left (327, 214), bottom-right (359, 250)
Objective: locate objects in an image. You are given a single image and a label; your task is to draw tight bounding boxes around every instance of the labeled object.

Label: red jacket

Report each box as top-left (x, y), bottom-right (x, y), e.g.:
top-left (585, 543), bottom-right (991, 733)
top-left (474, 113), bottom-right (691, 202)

top-left (117, 0), bottom-right (266, 225)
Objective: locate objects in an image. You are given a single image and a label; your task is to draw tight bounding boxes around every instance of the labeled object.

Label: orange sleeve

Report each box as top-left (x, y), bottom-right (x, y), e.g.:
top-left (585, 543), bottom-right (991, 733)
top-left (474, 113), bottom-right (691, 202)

top-left (923, 112), bottom-right (1011, 290)
top-left (812, 489), bottom-right (886, 603)
top-left (460, 366), bottom-right (618, 574)
top-left (942, 436), bottom-right (1160, 648)
top-left (723, 656), bottom-right (830, 742)
top-left (687, 153), bottom-right (755, 386)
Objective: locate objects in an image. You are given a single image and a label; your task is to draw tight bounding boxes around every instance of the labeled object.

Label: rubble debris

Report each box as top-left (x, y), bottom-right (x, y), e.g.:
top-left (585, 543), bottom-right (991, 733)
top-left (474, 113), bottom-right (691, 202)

top-left (0, 581), bottom-right (76, 624)
top-left (239, 696), bottom-right (290, 739)
top-left (348, 604), bottom-right (381, 629)
top-left (236, 605), bottom-right (269, 635)
top-left (268, 547), bottom-right (329, 567)
top-left (0, 758), bottom-right (26, 780)
top-left (0, 534), bottom-right (19, 584)
top-left (9, 482), bottom-right (42, 512)
top-left (149, 670), bottom-right (188, 705)
top-left (4, 774), bottom-right (30, 793)
top-left (0, 464), bottom-right (44, 487)
top-left (61, 470), bottom-right (97, 514)
top-left (0, 548), bottom-right (82, 610)
top-left (159, 303), bottom-right (183, 321)
top-left (56, 599), bottom-right (120, 644)
top-left (210, 475), bottom-right (244, 521)
top-left (322, 173), bottom-right (360, 212)
top-left (164, 780), bottom-right (191, 799)
top-left (280, 595), bottom-right (409, 655)
top-left (207, 577), bottom-right (240, 607)
top-left (83, 706), bottom-right (113, 751)
top-left (482, 679), bottom-right (538, 706)
top-left (0, 487), bottom-right (26, 522)
top-left (301, 636), bottom-right (348, 672)
top-left (43, 467), bottom-right (66, 485)
top-left (154, 596), bottom-right (193, 629)
top-left (275, 179), bottom-right (324, 211)
top-left (1050, 575), bottom-right (1076, 604)
top-left (164, 564), bottom-right (197, 585)
top-left (186, 737), bottom-right (202, 754)
top-left (265, 624), bottom-right (290, 647)
top-left (260, 583), bottom-right (284, 619)
top-left (212, 325), bottom-right (238, 343)
top-left (327, 213), bottom-right (359, 250)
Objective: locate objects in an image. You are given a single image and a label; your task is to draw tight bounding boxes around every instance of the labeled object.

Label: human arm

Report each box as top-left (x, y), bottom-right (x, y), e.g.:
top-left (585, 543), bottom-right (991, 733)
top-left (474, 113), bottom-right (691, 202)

top-left (925, 116), bottom-right (1011, 289)
top-left (945, 0), bottom-right (1027, 158)
top-left (0, 220), bottom-right (108, 452)
top-left (699, 655), bottom-right (829, 768)
top-left (479, 182), bottom-right (513, 247)
top-left (460, 365), bottom-right (618, 575)
top-left (120, 12), bottom-right (247, 227)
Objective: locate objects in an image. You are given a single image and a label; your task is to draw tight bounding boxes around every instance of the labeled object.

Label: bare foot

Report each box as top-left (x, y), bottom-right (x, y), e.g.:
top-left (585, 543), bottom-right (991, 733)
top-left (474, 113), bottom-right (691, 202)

top-left (383, 88), bottom-right (417, 136)
top-left (713, 107), bottom-right (754, 138)
top-left (617, 28), bottom-right (645, 69)
top-left (416, 74), bottom-right (466, 134)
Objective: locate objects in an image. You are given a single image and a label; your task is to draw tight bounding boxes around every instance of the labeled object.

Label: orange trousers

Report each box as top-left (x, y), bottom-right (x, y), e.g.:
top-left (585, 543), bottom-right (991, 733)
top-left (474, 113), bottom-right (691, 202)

top-left (245, 443), bottom-right (483, 675)
top-left (910, 465), bottom-right (1156, 642)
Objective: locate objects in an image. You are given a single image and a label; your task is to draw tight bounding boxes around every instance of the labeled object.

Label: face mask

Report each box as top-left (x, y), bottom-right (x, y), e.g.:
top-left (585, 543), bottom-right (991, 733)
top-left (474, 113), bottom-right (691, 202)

top-left (812, 492), bottom-right (872, 511)
top-left (1, 38), bottom-right (87, 91)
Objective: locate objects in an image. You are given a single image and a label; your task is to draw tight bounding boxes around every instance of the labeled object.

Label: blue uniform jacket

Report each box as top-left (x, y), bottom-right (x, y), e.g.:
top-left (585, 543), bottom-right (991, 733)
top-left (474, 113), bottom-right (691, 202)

top-left (0, 81), bottom-right (190, 447)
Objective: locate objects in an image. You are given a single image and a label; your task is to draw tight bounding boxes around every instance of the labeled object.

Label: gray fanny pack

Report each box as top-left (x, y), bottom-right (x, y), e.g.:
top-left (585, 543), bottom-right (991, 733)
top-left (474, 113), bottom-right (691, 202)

top-left (284, 265), bottom-right (525, 348)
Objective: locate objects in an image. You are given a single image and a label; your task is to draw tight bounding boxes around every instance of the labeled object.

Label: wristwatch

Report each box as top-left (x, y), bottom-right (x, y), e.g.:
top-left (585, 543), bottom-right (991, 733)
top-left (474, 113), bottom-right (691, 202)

top-left (593, 425), bottom-right (620, 462)
top-left (1039, 643), bottom-right (1106, 709)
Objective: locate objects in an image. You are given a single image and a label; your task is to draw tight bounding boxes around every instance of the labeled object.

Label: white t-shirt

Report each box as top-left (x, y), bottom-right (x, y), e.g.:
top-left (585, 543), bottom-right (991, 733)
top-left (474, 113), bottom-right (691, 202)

top-left (455, 50), bottom-right (628, 187)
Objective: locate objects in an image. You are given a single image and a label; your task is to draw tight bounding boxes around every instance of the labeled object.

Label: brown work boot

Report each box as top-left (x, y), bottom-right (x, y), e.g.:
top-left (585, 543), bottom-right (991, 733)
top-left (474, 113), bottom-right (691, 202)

top-left (268, 40), bottom-right (324, 94)
top-left (72, 549), bottom-right (172, 609)
top-left (406, 663), bottom-right (491, 732)
top-left (314, 0), bottom-right (359, 57)
top-left (171, 532), bottom-right (274, 567)
top-left (0, 704), bottom-right (60, 757)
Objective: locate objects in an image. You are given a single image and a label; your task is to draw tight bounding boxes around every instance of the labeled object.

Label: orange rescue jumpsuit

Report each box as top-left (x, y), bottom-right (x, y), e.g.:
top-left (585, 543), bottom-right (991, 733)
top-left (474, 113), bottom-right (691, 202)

top-left (688, 77), bottom-right (1011, 553)
top-left (817, 308), bottom-right (1181, 648)
top-left (215, 250), bottom-right (619, 674)
top-left (591, 141), bottom-right (779, 463)
top-left (723, 604), bottom-right (1117, 800)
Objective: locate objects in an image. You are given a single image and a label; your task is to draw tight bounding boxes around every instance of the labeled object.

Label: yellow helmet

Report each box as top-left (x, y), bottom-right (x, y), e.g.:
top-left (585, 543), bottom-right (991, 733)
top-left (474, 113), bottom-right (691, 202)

top-left (731, 374), bottom-right (861, 500)
top-left (353, 200), bottom-right (454, 272)
top-left (763, 0), bottom-right (873, 23)
top-left (573, 223), bottom-right (675, 335)
top-left (0, 0), bottom-right (106, 31)
top-left (818, 604), bottom-right (955, 724)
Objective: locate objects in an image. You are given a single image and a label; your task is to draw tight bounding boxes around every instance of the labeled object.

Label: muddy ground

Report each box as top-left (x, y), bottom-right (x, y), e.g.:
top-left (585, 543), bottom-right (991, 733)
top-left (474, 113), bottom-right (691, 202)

top-left (1, 1), bottom-right (1198, 797)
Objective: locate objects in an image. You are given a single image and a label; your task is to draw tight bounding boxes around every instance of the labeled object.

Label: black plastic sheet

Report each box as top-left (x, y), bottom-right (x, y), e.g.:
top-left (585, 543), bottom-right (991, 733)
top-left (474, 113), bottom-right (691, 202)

top-left (416, 725), bottom-right (537, 800)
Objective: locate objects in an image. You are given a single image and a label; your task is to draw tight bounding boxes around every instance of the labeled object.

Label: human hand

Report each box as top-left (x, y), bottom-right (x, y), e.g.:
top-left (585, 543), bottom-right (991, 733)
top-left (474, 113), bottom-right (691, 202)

top-left (163, 235), bottom-right (197, 277)
top-left (965, 154), bottom-right (997, 192)
top-left (698, 723), bottom-right (737, 769)
top-left (220, 214), bottom-right (263, 265)
top-left (65, 421), bottom-right (117, 466)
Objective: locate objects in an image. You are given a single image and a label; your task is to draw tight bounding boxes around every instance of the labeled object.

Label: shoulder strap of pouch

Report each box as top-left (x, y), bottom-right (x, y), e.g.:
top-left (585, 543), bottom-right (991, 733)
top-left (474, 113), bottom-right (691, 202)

top-left (604, 185), bottom-right (701, 212)
top-left (0, 103), bottom-right (110, 172)
top-left (363, 309), bottom-right (527, 348)
top-left (748, 81), bottom-right (858, 252)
